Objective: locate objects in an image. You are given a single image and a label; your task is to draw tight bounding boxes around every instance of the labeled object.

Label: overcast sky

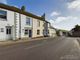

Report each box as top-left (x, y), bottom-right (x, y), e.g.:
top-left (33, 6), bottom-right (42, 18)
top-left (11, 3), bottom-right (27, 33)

top-left (0, 0), bottom-right (80, 30)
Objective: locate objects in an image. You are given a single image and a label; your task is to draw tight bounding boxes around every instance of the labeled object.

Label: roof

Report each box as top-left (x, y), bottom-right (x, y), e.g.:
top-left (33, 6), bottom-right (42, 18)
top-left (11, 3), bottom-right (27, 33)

top-left (0, 3), bottom-right (44, 21)
top-left (45, 20), bottom-right (50, 23)
top-left (58, 29), bottom-right (69, 32)
top-left (50, 26), bottom-right (57, 30)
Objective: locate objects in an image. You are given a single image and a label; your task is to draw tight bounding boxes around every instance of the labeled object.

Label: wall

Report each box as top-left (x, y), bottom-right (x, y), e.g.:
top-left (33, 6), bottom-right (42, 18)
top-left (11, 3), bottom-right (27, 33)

top-left (32, 18), bottom-right (44, 37)
top-left (21, 14), bottom-right (32, 38)
top-left (49, 28), bottom-right (56, 37)
top-left (0, 8), bottom-right (15, 41)
top-left (0, 8), bottom-right (47, 40)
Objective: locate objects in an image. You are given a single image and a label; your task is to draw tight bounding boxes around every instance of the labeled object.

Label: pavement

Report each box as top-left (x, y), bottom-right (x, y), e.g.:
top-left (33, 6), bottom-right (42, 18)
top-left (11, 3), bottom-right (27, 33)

top-left (0, 37), bottom-right (80, 60)
top-left (0, 37), bottom-right (52, 46)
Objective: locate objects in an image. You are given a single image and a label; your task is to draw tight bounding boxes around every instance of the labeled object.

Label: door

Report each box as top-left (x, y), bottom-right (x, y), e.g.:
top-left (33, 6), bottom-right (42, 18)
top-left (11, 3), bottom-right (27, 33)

top-left (29, 30), bottom-right (32, 37)
top-left (6, 26), bottom-right (12, 40)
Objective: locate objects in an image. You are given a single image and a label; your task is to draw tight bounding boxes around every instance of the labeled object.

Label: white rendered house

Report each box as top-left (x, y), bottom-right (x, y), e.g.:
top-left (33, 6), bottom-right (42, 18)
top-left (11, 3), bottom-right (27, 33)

top-left (0, 3), bottom-right (47, 41)
top-left (47, 22), bottom-right (57, 37)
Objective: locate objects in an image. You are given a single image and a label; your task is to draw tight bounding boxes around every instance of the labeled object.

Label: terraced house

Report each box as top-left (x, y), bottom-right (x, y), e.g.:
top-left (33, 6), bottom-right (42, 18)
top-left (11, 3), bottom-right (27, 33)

top-left (0, 3), bottom-right (49, 41)
top-left (46, 22), bottom-right (56, 37)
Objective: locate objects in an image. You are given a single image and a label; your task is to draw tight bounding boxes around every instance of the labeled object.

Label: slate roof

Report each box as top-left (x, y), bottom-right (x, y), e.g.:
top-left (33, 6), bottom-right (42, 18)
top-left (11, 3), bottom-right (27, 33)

top-left (0, 3), bottom-right (44, 21)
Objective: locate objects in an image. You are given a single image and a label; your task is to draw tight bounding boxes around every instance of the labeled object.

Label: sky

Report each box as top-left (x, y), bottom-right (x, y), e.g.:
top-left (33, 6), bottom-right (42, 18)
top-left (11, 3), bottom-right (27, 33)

top-left (0, 0), bottom-right (80, 31)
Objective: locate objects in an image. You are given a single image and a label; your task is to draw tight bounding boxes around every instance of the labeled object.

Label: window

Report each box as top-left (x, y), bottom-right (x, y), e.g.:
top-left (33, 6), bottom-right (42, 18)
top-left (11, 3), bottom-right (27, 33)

top-left (37, 30), bottom-right (40, 35)
top-left (48, 23), bottom-right (50, 27)
top-left (26, 17), bottom-right (30, 25)
top-left (6, 28), bottom-right (11, 34)
top-left (1, 28), bottom-right (4, 32)
top-left (0, 10), bottom-right (7, 20)
top-left (48, 30), bottom-right (49, 34)
top-left (37, 20), bottom-right (40, 27)
top-left (43, 29), bottom-right (45, 34)
top-left (25, 29), bottom-right (28, 35)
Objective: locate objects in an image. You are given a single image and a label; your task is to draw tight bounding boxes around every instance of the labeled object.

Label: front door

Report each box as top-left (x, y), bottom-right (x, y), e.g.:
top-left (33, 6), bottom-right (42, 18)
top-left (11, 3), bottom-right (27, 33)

top-left (6, 26), bottom-right (12, 40)
top-left (29, 30), bottom-right (32, 37)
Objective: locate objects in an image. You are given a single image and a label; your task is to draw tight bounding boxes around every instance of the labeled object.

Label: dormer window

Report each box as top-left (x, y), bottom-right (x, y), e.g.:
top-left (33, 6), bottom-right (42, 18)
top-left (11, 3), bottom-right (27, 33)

top-left (0, 10), bottom-right (7, 20)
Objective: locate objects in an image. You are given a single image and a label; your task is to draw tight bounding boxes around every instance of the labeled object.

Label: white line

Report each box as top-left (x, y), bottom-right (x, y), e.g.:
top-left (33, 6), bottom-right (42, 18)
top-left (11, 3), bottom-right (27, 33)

top-left (25, 44), bottom-right (44, 50)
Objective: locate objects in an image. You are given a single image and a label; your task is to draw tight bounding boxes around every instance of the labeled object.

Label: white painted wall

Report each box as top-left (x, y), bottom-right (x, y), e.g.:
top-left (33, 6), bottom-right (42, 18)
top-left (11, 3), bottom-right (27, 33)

top-left (21, 14), bottom-right (32, 38)
top-left (32, 18), bottom-right (44, 37)
top-left (15, 12), bottom-right (20, 39)
top-left (0, 8), bottom-right (47, 41)
top-left (49, 28), bottom-right (56, 37)
top-left (0, 8), bottom-right (14, 41)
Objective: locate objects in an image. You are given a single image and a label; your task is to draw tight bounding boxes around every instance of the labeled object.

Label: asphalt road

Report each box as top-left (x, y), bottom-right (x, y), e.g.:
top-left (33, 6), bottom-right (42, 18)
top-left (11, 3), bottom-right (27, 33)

top-left (0, 37), bottom-right (80, 60)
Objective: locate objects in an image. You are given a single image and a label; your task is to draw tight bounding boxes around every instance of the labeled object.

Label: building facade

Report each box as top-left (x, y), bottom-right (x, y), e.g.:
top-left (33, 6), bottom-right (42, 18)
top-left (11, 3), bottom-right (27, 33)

top-left (0, 3), bottom-right (48, 41)
top-left (47, 23), bottom-right (57, 37)
top-left (0, 8), bottom-right (15, 41)
top-left (32, 18), bottom-right (45, 37)
top-left (43, 21), bottom-right (49, 37)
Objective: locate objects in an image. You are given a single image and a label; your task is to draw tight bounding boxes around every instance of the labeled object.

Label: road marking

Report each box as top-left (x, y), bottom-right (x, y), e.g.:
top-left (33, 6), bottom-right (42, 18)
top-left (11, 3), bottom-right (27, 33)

top-left (24, 40), bottom-right (51, 50)
top-left (24, 39), bottom-right (52, 50)
top-left (25, 43), bottom-right (44, 50)
top-left (60, 55), bottom-right (79, 60)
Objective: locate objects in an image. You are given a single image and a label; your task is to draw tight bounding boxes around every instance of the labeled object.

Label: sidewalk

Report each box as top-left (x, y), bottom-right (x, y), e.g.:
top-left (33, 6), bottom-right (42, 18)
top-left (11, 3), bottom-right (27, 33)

top-left (0, 37), bottom-right (52, 47)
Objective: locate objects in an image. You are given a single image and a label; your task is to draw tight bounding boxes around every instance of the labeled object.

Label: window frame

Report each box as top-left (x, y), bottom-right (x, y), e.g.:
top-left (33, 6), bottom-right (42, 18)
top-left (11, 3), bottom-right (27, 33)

top-left (6, 28), bottom-right (11, 34)
top-left (0, 10), bottom-right (7, 20)
top-left (37, 30), bottom-right (40, 35)
top-left (37, 20), bottom-right (40, 27)
top-left (1, 28), bottom-right (4, 32)
top-left (24, 29), bottom-right (28, 35)
top-left (26, 17), bottom-right (31, 25)
top-left (48, 30), bottom-right (49, 34)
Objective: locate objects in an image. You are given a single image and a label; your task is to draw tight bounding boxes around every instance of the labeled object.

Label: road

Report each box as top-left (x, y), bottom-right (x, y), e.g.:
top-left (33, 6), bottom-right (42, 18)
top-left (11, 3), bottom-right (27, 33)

top-left (0, 37), bottom-right (80, 60)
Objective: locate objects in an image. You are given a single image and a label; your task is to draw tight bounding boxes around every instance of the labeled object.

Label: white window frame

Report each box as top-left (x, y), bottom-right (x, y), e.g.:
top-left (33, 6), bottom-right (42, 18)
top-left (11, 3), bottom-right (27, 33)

top-left (24, 29), bottom-right (28, 35)
top-left (26, 17), bottom-right (31, 25)
top-left (1, 28), bottom-right (4, 32)
top-left (0, 10), bottom-right (7, 20)
top-left (37, 20), bottom-right (40, 27)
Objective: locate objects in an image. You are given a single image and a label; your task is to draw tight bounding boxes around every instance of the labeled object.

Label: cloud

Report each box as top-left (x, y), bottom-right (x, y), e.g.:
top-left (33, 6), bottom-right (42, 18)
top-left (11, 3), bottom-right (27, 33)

top-left (49, 16), bottom-right (80, 30)
top-left (49, 19), bottom-right (55, 25)
top-left (55, 16), bottom-right (67, 23)
top-left (0, 0), bottom-right (7, 4)
top-left (67, 0), bottom-right (80, 11)
top-left (50, 16), bottom-right (77, 24)
top-left (55, 16), bottom-right (78, 23)
top-left (50, 11), bottom-right (60, 17)
top-left (49, 0), bottom-right (80, 30)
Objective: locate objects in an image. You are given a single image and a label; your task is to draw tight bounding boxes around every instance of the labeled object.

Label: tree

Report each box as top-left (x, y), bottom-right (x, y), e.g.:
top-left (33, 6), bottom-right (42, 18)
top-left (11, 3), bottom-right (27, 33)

top-left (72, 25), bottom-right (80, 31)
top-left (21, 6), bottom-right (26, 11)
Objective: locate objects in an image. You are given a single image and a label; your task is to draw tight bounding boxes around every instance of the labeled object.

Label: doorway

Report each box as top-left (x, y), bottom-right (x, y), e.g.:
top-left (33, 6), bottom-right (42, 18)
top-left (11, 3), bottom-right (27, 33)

top-left (6, 26), bottom-right (12, 40)
top-left (29, 30), bottom-right (32, 37)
